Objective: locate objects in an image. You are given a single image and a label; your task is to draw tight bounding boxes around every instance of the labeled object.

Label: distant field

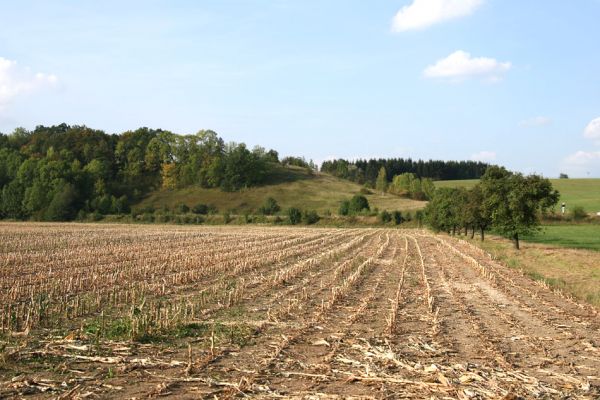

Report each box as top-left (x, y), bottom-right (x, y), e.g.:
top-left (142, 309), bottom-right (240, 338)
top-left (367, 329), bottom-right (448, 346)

top-left (435, 178), bottom-right (600, 213)
top-left (522, 225), bottom-right (600, 251)
top-left (138, 167), bottom-right (426, 214)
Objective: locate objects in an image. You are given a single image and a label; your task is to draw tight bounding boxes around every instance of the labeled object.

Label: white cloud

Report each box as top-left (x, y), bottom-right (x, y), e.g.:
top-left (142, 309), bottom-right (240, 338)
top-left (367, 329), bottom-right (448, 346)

top-left (564, 151), bottom-right (600, 165)
top-left (392, 0), bottom-right (483, 32)
top-left (0, 57), bottom-right (58, 110)
top-left (559, 118), bottom-right (600, 178)
top-left (470, 151), bottom-right (496, 162)
top-left (583, 117), bottom-right (600, 143)
top-left (519, 116), bottom-right (552, 128)
top-left (561, 151), bottom-right (600, 178)
top-left (424, 50), bottom-right (511, 82)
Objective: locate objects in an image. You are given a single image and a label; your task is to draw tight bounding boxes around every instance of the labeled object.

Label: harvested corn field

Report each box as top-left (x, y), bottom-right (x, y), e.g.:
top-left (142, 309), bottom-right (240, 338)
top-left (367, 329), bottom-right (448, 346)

top-left (0, 223), bottom-right (599, 399)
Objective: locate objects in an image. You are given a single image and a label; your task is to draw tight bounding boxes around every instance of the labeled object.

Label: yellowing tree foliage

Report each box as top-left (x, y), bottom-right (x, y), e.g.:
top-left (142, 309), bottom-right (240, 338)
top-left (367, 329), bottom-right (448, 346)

top-left (161, 163), bottom-right (178, 189)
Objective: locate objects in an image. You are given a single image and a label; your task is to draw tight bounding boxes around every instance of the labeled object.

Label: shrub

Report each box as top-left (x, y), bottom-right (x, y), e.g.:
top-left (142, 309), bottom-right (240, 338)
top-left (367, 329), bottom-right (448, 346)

top-left (415, 210), bottom-right (424, 226)
top-left (141, 212), bottom-right (154, 223)
top-left (338, 200), bottom-right (350, 216)
top-left (349, 195), bottom-right (370, 214)
top-left (392, 210), bottom-right (403, 225)
top-left (359, 187), bottom-right (373, 195)
top-left (339, 195), bottom-right (370, 216)
top-left (192, 203), bottom-right (209, 215)
top-left (254, 214), bottom-right (267, 223)
top-left (379, 210), bottom-right (392, 223)
top-left (223, 211), bottom-right (232, 224)
top-left (155, 213), bottom-right (171, 223)
top-left (94, 194), bottom-right (114, 215)
top-left (114, 195), bottom-right (130, 214)
top-left (571, 206), bottom-right (587, 221)
top-left (258, 197), bottom-right (281, 215)
top-left (241, 210), bottom-right (253, 224)
top-left (175, 203), bottom-right (190, 214)
top-left (135, 205), bottom-right (155, 216)
top-left (287, 207), bottom-right (302, 225)
top-left (76, 209), bottom-right (87, 221)
top-left (303, 210), bottom-right (320, 225)
top-left (90, 211), bottom-right (103, 221)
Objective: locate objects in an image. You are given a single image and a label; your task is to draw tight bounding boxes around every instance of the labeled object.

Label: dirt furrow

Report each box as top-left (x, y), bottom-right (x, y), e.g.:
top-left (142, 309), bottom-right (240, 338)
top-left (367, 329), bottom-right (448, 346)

top-left (429, 235), bottom-right (600, 369)
top-left (419, 239), bottom-right (504, 368)
top-left (259, 233), bottom-right (405, 397)
top-left (121, 231), bottom-right (387, 398)
top-left (3, 227), bottom-right (599, 400)
top-left (419, 234), bottom-right (600, 392)
top-left (446, 236), bottom-right (599, 327)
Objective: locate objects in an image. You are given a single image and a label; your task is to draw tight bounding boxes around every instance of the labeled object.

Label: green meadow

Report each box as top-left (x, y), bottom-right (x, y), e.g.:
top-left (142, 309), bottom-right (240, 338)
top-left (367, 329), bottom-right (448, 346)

top-left (521, 225), bottom-right (600, 251)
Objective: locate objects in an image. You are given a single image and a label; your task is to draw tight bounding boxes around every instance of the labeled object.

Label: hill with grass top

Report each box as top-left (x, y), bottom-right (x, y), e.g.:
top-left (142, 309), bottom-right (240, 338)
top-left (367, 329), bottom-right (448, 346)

top-left (135, 165), bottom-right (427, 215)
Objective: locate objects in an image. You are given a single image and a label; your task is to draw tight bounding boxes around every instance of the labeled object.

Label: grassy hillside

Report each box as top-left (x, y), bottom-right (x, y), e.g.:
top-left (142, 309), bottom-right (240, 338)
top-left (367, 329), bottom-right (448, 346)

top-left (435, 178), bottom-right (600, 213)
top-left (136, 166), bottom-right (427, 214)
top-left (434, 179), bottom-right (479, 190)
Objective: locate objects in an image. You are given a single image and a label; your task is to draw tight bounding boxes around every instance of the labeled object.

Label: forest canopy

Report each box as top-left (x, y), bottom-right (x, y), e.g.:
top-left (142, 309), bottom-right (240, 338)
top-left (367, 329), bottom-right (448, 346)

top-left (0, 124), bottom-right (278, 220)
top-left (1, 123), bottom-right (496, 222)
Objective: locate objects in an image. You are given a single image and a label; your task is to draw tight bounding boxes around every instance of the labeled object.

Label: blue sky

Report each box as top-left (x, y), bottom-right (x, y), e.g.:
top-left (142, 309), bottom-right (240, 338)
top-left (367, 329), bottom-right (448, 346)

top-left (1, 0), bottom-right (600, 177)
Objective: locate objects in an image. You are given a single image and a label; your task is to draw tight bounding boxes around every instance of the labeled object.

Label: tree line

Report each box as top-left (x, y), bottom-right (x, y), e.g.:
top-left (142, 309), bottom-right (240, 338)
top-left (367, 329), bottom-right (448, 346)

top-left (424, 166), bottom-right (559, 249)
top-left (0, 124), bottom-right (283, 221)
top-left (320, 158), bottom-right (489, 185)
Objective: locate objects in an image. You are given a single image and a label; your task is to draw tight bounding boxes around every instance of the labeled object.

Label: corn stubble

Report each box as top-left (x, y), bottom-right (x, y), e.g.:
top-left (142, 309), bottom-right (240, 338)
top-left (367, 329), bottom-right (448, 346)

top-left (0, 223), bottom-right (599, 399)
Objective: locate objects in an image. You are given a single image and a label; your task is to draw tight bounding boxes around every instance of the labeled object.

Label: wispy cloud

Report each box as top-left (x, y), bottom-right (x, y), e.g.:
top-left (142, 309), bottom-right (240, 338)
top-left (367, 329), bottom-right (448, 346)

top-left (519, 116), bottom-right (552, 128)
top-left (470, 150), bottom-right (496, 162)
top-left (0, 57), bottom-right (58, 110)
top-left (424, 50), bottom-right (511, 82)
top-left (392, 0), bottom-right (483, 32)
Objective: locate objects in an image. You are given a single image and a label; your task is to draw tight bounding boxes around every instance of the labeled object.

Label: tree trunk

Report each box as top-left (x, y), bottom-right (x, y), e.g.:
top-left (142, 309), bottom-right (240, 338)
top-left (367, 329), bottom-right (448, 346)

top-left (470, 227), bottom-right (475, 239)
top-left (514, 233), bottom-right (520, 250)
top-left (452, 226), bottom-right (456, 236)
top-left (480, 227), bottom-right (485, 241)
top-left (464, 226), bottom-right (468, 236)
